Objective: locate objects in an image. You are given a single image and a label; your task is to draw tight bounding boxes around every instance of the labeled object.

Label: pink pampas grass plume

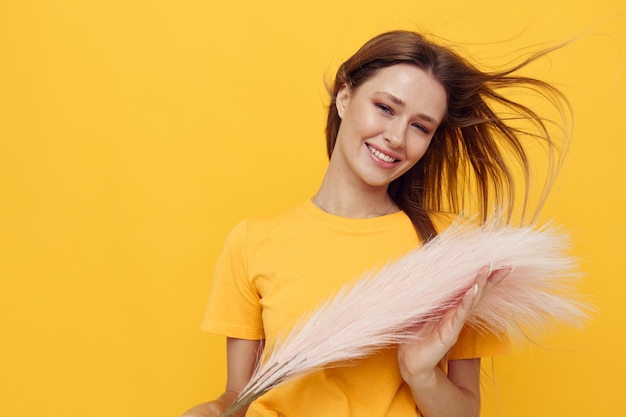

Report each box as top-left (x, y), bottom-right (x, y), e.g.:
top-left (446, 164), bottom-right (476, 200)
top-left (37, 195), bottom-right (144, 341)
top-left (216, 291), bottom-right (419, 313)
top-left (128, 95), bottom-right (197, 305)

top-left (219, 219), bottom-right (587, 417)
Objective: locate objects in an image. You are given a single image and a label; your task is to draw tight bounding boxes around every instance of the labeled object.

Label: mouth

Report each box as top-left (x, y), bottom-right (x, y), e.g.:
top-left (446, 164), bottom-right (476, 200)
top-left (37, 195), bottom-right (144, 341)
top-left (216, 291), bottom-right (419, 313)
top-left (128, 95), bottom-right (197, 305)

top-left (366, 144), bottom-right (398, 163)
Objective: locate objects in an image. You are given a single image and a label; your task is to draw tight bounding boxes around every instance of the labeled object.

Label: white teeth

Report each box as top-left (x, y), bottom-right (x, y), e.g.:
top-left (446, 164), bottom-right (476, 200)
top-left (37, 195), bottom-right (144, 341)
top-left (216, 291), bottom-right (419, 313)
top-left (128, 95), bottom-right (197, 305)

top-left (367, 145), bottom-right (397, 163)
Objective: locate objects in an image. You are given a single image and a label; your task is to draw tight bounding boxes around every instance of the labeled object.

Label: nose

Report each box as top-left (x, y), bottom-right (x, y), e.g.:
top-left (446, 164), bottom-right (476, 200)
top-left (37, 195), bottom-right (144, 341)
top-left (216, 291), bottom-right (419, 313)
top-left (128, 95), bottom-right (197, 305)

top-left (384, 120), bottom-right (406, 148)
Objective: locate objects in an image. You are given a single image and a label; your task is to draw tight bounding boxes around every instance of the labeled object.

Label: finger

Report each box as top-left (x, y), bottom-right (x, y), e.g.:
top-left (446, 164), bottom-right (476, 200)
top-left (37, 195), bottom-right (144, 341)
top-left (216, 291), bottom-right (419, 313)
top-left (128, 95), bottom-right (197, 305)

top-left (471, 266), bottom-right (513, 310)
top-left (426, 266), bottom-right (512, 342)
top-left (467, 266), bottom-right (490, 310)
top-left (477, 265), bottom-right (491, 286)
top-left (428, 283), bottom-right (477, 333)
top-left (481, 267), bottom-right (513, 295)
top-left (477, 265), bottom-right (513, 290)
top-left (451, 284), bottom-right (479, 326)
top-left (489, 266), bottom-right (513, 284)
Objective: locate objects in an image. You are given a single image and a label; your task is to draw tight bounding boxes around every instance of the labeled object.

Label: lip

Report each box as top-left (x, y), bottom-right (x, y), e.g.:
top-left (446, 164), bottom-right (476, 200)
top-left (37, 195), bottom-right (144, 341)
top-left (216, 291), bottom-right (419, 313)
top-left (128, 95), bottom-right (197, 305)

top-left (365, 143), bottom-right (401, 167)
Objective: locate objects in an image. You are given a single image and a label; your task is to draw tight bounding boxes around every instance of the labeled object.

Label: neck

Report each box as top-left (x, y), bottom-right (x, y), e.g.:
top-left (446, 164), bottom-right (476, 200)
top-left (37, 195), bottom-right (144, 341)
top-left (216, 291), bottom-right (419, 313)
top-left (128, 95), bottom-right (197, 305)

top-left (312, 175), bottom-right (399, 219)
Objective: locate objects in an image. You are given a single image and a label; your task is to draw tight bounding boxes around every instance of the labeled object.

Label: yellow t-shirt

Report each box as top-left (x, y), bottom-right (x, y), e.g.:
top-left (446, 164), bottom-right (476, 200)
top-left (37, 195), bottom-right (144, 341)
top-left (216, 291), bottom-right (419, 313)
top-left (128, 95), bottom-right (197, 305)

top-left (202, 201), bottom-right (507, 417)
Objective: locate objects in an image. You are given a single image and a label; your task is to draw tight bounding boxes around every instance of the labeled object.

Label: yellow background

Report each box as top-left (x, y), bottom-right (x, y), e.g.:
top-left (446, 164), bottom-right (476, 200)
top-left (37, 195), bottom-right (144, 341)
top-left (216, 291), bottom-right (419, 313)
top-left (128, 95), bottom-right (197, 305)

top-left (1, 1), bottom-right (624, 416)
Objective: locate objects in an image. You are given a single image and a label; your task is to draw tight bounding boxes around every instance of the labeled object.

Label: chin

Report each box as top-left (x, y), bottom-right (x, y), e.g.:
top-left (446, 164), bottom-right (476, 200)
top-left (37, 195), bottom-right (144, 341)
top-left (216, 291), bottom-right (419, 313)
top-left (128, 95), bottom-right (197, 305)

top-left (362, 176), bottom-right (398, 189)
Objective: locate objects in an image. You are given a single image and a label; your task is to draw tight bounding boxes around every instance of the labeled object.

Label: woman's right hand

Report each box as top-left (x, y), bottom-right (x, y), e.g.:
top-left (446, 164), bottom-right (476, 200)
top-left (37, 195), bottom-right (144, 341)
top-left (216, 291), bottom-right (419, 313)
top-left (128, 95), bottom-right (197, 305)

top-left (181, 337), bottom-right (262, 417)
top-left (180, 400), bottom-right (221, 417)
top-left (180, 391), bottom-right (242, 417)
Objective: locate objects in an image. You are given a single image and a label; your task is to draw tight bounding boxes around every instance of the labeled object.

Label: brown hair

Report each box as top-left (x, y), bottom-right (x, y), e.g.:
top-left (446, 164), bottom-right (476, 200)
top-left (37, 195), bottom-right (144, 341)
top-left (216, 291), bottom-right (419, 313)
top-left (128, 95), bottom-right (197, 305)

top-left (326, 30), bottom-right (570, 242)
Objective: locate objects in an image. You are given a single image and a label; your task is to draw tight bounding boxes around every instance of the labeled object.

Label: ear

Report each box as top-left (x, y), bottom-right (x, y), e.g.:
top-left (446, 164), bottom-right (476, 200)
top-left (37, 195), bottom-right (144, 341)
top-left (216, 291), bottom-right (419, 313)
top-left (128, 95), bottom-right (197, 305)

top-left (335, 84), bottom-right (351, 119)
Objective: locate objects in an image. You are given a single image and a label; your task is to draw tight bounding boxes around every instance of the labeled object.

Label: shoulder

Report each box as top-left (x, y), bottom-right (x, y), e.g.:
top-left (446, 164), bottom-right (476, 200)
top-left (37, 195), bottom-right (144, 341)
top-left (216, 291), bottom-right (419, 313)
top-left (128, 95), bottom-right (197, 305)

top-left (223, 202), bottom-right (312, 247)
top-left (247, 202), bottom-right (310, 231)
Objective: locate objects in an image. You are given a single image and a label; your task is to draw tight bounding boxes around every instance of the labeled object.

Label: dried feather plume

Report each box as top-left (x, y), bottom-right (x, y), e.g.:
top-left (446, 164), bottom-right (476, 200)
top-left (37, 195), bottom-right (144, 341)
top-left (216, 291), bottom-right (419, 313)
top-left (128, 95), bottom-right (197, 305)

top-left (219, 217), bottom-right (588, 417)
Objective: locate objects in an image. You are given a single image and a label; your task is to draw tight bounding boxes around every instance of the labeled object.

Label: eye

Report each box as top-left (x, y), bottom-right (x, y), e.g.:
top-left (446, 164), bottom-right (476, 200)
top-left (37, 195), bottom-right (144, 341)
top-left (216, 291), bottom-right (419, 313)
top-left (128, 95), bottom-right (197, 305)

top-left (375, 103), bottom-right (393, 114)
top-left (412, 123), bottom-right (430, 134)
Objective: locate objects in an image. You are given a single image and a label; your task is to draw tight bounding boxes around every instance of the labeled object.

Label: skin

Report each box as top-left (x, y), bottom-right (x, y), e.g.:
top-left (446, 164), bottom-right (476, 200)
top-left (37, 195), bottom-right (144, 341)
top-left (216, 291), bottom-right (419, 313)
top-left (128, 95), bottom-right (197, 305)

top-left (181, 338), bottom-right (261, 417)
top-left (314, 63), bottom-right (446, 218)
top-left (397, 266), bottom-right (511, 417)
top-left (182, 64), bottom-right (509, 417)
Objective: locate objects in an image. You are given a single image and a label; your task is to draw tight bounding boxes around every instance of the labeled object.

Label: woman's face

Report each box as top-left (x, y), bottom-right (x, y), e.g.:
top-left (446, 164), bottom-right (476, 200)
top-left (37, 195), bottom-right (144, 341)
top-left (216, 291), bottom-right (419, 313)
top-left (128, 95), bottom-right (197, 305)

top-left (332, 63), bottom-right (447, 189)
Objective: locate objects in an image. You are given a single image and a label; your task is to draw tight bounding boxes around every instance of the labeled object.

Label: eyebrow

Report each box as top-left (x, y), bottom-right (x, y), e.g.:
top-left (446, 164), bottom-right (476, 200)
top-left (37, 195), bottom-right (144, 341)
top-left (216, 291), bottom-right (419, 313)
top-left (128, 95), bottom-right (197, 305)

top-left (375, 91), bottom-right (440, 125)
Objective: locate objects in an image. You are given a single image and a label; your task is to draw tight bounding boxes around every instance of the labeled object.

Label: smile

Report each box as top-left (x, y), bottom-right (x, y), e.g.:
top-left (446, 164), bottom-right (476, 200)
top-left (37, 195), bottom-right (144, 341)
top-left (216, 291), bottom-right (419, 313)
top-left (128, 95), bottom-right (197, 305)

top-left (367, 144), bottom-right (398, 163)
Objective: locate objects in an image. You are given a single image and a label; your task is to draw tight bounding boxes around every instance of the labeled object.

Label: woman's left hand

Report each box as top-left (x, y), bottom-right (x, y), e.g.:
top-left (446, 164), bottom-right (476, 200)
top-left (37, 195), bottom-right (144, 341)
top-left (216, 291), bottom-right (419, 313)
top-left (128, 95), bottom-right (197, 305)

top-left (397, 265), bottom-right (511, 382)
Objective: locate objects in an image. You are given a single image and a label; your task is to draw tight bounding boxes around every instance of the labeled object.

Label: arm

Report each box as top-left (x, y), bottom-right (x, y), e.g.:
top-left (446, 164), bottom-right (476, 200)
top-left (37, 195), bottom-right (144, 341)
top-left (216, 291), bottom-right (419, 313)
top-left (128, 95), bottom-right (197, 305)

top-left (181, 337), bottom-right (262, 417)
top-left (397, 266), bottom-right (511, 417)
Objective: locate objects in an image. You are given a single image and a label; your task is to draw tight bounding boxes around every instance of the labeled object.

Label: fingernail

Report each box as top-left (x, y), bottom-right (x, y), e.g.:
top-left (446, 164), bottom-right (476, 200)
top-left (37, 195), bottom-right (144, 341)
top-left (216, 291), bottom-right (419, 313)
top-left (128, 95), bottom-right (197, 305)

top-left (473, 283), bottom-right (479, 296)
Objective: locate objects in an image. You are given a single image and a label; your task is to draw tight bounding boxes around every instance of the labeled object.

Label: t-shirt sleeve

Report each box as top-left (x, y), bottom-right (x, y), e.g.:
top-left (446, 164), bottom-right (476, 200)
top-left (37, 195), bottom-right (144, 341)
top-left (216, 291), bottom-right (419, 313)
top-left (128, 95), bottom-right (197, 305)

top-left (447, 325), bottom-right (510, 360)
top-left (201, 220), bottom-right (265, 340)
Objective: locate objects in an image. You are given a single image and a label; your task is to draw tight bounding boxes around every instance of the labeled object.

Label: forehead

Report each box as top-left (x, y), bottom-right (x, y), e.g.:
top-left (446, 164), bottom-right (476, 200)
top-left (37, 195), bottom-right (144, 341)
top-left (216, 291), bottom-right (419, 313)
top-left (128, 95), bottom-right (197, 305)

top-left (356, 63), bottom-right (448, 122)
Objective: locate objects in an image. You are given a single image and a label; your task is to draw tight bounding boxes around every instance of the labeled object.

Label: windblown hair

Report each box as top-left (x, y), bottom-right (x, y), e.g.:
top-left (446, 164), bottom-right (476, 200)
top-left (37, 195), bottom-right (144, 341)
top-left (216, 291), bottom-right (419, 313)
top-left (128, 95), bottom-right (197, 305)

top-left (326, 30), bottom-right (571, 242)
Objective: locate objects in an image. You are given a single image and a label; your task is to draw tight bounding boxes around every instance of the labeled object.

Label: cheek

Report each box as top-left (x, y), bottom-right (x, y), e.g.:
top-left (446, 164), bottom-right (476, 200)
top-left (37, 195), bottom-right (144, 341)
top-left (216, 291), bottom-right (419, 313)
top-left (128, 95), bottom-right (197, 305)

top-left (406, 138), bottom-right (433, 163)
top-left (345, 105), bottom-right (383, 138)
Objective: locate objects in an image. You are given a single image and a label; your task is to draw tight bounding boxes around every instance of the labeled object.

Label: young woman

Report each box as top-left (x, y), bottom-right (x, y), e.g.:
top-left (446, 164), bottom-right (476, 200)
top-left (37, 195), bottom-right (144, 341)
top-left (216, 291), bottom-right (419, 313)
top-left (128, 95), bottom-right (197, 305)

top-left (182, 30), bottom-right (568, 417)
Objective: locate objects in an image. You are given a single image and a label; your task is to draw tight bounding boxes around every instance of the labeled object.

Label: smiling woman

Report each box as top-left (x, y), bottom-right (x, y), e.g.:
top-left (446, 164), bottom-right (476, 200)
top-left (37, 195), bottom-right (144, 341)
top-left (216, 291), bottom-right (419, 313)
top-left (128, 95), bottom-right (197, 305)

top-left (324, 31), bottom-right (570, 241)
top-left (320, 63), bottom-right (447, 216)
top-left (181, 30), bottom-right (571, 417)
